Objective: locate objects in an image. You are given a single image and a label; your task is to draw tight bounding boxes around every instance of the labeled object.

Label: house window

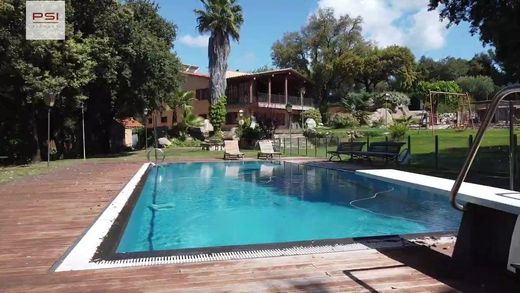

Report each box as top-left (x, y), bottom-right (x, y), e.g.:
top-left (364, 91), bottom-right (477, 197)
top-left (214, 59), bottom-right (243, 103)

top-left (148, 117), bottom-right (153, 124)
top-left (196, 89), bottom-right (209, 100)
top-left (161, 116), bottom-right (168, 123)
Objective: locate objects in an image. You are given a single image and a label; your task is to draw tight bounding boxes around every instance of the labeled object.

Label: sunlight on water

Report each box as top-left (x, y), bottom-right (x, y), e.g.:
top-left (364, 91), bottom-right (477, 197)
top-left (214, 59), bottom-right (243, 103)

top-left (117, 162), bottom-right (461, 253)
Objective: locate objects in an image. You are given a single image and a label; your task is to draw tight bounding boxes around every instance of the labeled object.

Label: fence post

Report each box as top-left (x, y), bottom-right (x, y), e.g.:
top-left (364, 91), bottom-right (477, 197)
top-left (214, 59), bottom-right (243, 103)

top-left (283, 137), bottom-right (286, 154)
top-left (306, 137), bottom-right (308, 156)
top-left (314, 138), bottom-right (318, 157)
top-left (297, 137), bottom-right (300, 155)
top-left (289, 135), bottom-right (292, 157)
top-left (325, 137), bottom-right (328, 156)
top-left (367, 136), bottom-right (370, 147)
top-left (514, 134), bottom-right (519, 191)
top-left (385, 136), bottom-right (389, 142)
top-left (435, 135), bottom-right (439, 169)
top-left (407, 135), bottom-right (411, 154)
top-left (468, 134), bottom-right (473, 149)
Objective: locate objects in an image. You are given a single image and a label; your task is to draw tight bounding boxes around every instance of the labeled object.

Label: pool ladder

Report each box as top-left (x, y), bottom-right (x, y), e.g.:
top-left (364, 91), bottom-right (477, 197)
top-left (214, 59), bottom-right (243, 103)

top-left (450, 84), bottom-right (520, 211)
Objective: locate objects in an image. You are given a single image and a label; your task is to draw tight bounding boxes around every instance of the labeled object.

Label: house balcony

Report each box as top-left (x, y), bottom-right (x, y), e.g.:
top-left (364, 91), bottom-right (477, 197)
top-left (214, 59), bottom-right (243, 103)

top-left (257, 93), bottom-right (314, 111)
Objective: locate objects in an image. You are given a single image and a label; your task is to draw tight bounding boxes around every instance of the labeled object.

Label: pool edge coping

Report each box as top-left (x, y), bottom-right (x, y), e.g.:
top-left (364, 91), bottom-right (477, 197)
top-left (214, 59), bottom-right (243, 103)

top-left (53, 161), bottom-right (459, 272)
top-left (53, 162), bottom-right (151, 272)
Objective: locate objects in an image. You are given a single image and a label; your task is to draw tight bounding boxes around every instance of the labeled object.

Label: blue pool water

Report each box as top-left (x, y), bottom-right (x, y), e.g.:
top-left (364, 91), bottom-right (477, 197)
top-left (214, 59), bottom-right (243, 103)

top-left (117, 162), bottom-right (461, 253)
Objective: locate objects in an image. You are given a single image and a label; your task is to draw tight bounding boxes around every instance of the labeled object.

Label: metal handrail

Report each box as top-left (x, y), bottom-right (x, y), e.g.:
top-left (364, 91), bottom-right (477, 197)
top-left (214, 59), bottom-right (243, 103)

top-left (450, 84), bottom-right (520, 211)
top-left (146, 148), bottom-right (165, 164)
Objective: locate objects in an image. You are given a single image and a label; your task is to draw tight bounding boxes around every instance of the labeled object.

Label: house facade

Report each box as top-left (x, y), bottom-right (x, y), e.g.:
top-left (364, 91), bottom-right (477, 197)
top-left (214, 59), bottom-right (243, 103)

top-left (145, 65), bottom-right (313, 130)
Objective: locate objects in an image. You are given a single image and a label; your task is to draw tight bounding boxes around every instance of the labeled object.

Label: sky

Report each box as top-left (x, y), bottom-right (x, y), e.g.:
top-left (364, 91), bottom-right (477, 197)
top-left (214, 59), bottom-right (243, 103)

top-left (155, 0), bottom-right (488, 73)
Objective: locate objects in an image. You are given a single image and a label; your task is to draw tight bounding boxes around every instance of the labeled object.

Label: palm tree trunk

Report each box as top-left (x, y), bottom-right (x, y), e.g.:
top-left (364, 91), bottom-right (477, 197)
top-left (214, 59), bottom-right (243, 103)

top-left (208, 33), bottom-right (230, 105)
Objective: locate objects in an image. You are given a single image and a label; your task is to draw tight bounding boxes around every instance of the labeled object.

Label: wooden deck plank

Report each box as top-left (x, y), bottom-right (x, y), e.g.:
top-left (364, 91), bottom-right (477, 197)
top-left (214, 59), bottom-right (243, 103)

top-left (1, 161), bottom-right (519, 292)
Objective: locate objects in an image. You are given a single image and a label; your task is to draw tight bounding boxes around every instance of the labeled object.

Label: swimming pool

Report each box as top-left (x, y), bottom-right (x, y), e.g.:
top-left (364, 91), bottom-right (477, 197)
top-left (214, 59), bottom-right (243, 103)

top-left (112, 161), bottom-right (461, 255)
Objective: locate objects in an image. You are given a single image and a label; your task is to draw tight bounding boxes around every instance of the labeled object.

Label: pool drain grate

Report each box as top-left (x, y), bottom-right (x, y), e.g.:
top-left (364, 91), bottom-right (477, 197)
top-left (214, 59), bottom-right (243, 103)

top-left (90, 238), bottom-right (409, 270)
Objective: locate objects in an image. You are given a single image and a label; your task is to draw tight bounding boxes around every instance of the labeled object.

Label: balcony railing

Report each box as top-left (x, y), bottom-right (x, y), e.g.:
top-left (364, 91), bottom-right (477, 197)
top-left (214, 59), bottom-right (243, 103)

top-left (257, 92), bottom-right (313, 107)
top-left (227, 95), bottom-right (251, 105)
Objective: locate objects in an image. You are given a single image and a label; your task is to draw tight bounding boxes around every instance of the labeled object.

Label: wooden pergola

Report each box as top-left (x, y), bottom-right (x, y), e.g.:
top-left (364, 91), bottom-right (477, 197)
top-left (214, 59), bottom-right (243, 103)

top-left (428, 91), bottom-right (473, 135)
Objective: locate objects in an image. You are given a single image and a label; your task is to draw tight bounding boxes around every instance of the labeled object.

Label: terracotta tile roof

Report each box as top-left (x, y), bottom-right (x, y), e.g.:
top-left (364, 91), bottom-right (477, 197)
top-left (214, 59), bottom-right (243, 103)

top-left (116, 117), bottom-right (144, 129)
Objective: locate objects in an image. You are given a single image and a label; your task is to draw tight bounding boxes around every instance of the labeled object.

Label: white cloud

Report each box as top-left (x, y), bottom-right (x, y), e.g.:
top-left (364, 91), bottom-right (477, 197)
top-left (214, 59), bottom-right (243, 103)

top-left (178, 34), bottom-right (209, 48)
top-left (317, 0), bottom-right (448, 52)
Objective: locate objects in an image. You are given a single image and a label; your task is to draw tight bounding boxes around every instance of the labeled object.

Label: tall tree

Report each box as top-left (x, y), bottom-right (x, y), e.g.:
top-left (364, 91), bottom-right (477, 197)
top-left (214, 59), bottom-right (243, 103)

top-left (417, 56), bottom-right (469, 81)
top-left (337, 45), bottom-right (417, 92)
top-left (456, 75), bottom-right (496, 101)
top-left (429, 0), bottom-right (520, 82)
top-left (0, 0), bottom-right (182, 162)
top-left (194, 0), bottom-right (244, 105)
top-left (468, 51), bottom-right (506, 85)
top-left (272, 8), bottom-right (366, 108)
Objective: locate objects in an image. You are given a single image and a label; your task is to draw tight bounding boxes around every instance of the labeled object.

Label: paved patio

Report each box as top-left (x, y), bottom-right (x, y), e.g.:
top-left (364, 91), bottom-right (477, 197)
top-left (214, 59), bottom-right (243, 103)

top-left (1, 160), bottom-right (519, 292)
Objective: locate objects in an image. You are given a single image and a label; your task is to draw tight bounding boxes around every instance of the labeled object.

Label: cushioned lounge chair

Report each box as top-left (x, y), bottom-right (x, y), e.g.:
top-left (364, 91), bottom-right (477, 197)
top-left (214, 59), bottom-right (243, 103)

top-left (224, 140), bottom-right (244, 160)
top-left (257, 140), bottom-right (282, 160)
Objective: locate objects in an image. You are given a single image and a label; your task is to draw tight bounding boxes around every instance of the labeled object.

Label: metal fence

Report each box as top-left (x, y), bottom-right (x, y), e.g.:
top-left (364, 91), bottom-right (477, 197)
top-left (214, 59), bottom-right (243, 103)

top-left (274, 133), bottom-right (518, 178)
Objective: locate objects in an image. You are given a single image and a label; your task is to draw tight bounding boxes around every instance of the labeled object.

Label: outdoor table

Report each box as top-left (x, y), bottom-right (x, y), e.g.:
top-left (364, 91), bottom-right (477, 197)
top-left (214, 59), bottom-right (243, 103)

top-left (201, 141), bottom-right (224, 151)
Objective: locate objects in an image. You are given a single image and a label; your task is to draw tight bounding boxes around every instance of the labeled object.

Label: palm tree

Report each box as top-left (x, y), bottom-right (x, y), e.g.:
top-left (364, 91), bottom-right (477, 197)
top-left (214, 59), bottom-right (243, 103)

top-left (178, 110), bottom-right (204, 140)
top-left (171, 89), bottom-right (196, 114)
top-left (167, 90), bottom-right (204, 140)
top-left (194, 0), bottom-right (244, 105)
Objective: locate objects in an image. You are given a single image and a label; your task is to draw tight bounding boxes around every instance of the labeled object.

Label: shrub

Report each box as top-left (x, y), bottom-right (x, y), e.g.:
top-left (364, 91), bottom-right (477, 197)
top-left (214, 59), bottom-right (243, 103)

top-left (236, 117), bottom-right (266, 142)
top-left (389, 122), bottom-right (409, 141)
top-left (209, 96), bottom-right (227, 131)
top-left (302, 109), bottom-right (322, 124)
top-left (372, 92), bottom-right (410, 110)
top-left (328, 113), bottom-right (360, 129)
top-left (353, 110), bottom-right (371, 126)
top-left (342, 92), bottom-right (373, 112)
top-left (171, 139), bottom-right (202, 147)
top-left (303, 128), bottom-right (330, 139)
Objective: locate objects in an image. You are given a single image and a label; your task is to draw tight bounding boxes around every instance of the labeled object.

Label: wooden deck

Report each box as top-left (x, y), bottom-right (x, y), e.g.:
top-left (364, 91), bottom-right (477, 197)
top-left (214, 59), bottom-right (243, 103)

top-left (1, 161), bottom-right (519, 292)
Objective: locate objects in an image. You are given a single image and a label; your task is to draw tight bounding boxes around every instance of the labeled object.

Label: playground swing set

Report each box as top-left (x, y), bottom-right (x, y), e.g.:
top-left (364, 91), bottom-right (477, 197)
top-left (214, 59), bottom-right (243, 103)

top-left (427, 90), bottom-right (474, 135)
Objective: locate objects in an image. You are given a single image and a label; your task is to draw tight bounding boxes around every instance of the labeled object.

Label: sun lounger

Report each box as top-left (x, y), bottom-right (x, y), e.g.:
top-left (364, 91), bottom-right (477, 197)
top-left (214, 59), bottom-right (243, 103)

top-left (224, 140), bottom-right (244, 160)
top-left (257, 140), bottom-right (282, 160)
top-left (350, 141), bottom-right (406, 163)
top-left (327, 142), bottom-right (366, 161)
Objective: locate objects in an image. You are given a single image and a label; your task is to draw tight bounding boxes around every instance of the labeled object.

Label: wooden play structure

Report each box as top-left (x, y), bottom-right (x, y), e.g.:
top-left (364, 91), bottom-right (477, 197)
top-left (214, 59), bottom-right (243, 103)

top-left (428, 91), bottom-right (474, 135)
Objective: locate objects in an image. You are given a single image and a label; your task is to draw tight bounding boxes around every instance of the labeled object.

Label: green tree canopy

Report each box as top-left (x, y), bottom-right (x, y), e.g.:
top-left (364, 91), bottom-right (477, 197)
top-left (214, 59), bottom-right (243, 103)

top-left (456, 75), bottom-right (496, 101)
top-left (429, 0), bottom-right (520, 82)
top-left (0, 0), bottom-right (182, 162)
top-left (413, 80), bottom-right (463, 113)
top-left (417, 56), bottom-right (469, 81)
top-left (271, 8), bottom-right (366, 108)
top-left (467, 51), bottom-right (506, 85)
top-left (194, 0), bottom-right (244, 104)
top-left (337, 45), bottom-right (417, 92)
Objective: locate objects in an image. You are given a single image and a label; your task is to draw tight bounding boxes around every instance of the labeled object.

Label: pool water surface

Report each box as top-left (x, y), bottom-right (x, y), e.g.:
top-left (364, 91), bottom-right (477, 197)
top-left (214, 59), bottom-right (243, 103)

top-left (117, 162), bottom-right (461, 253)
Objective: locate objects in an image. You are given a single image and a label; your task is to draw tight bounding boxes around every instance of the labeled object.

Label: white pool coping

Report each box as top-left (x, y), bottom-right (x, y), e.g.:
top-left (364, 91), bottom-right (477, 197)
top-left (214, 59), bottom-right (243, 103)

top-left (356, 169), bottom-right (520, 215)
top-left (54, 163), bottom-right (150, 272)
top-left (54, 163), bottom-right (519, 272)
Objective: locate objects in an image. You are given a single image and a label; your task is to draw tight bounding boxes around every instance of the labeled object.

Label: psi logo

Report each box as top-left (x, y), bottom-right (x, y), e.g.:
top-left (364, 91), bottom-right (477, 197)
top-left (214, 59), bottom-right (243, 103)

top-left (26, 1), bottom-right (65, 40)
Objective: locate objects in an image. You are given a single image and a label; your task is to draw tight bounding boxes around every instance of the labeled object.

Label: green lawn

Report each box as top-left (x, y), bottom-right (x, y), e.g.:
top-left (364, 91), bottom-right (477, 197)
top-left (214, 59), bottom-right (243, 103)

top-left (0, 147), bottom-right (259, 183)
top-left (280, 127), bottom-right (519, 175)
top-left (0, 160), bottom-right (78, 184)
top-left (1, 128), bottom-right (518, 187)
